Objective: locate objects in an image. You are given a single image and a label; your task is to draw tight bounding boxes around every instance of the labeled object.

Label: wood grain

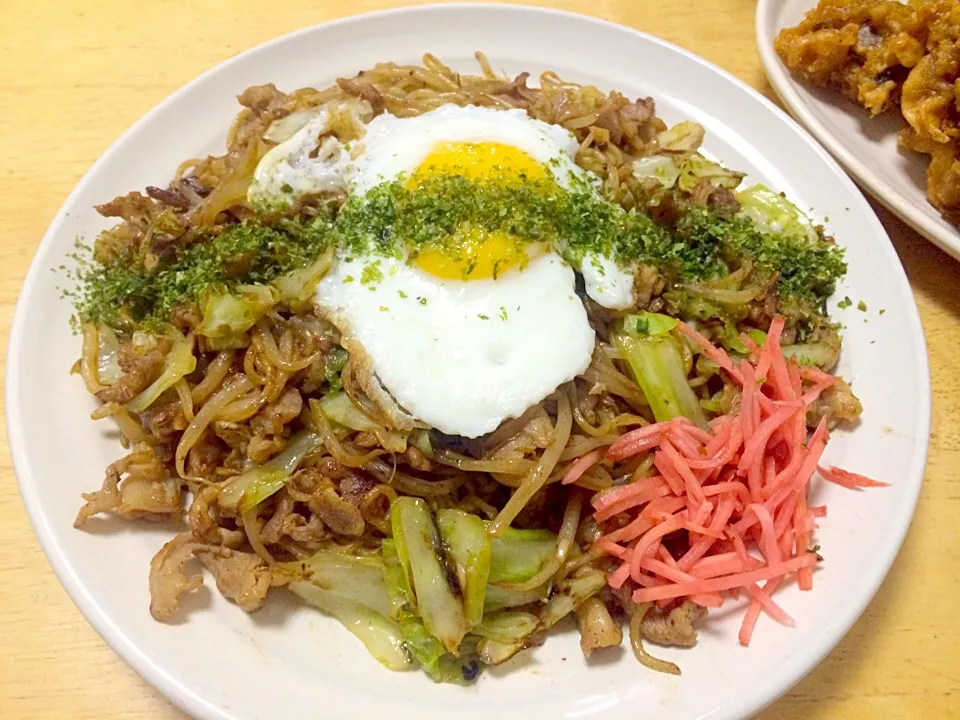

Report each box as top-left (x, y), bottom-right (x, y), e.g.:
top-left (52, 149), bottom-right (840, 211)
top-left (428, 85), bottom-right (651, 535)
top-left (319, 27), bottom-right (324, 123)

top-left (0, 1), bottom-right (957, 717)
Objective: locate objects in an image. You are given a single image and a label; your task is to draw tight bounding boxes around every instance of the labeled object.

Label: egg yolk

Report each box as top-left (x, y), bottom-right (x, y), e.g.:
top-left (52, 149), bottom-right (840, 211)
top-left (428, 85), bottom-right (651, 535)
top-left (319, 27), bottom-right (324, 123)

top-left (414, 226), bottom-right (546, 280)
top-left (409, 142), bottom-right (548, 281)
top-left (408, 141), bottom-right (548, 185)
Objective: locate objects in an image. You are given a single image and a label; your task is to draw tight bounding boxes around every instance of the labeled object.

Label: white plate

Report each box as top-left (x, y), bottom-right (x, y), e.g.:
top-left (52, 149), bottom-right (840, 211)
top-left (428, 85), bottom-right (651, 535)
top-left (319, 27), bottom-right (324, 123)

top-left (757, 0), bottom-right (960, 261)
top-left (7, 5), bottom-right (930, 720)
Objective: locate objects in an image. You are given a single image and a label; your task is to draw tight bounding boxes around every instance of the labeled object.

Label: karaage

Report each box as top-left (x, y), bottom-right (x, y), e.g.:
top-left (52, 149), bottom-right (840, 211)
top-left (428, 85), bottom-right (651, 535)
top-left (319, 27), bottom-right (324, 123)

top-left (777, 1), bottom-right (960, 226)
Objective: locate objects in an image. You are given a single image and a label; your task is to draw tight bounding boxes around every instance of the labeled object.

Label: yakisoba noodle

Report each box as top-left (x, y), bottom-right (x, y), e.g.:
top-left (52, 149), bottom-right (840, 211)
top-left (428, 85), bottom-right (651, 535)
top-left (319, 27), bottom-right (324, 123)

top-left (70, 53), bottom-right (868, 681)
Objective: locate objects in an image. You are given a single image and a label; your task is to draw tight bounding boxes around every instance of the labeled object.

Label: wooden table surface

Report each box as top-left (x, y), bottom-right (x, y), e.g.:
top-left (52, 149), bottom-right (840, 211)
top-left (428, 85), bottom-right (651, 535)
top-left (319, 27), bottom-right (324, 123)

top-left (1, 0), bottom-right (958, 717)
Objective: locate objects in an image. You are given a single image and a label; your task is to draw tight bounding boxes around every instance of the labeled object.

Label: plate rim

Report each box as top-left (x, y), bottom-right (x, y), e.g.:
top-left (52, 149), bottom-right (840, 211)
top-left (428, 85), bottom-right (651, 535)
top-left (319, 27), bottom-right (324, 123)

top-left (755, 0), bottom-right (960, 261)
top-left (6, 4), bottom-right (932, 720)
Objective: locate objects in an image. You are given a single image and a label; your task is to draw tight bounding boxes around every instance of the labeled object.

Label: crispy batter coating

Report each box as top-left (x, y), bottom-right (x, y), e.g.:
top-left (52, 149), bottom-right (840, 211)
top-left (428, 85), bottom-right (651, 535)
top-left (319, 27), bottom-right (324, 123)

top-left (775, 0), bottom-right (932, 115)
top-left (899, 127), bottom-right (960, 221)
top-left (902, 38), bottom-right (960, 143)
top-left (927, 1), bottom-right (960, 46)
top-left (777, 1), bottom-right (960, 224)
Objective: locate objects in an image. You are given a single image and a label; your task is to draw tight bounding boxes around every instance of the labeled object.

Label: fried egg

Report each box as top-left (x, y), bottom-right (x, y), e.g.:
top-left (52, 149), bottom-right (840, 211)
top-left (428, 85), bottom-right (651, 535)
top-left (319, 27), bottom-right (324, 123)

top-left (347, 105), bottom-right (634, 310)
top-left (255, 103), bottom-right (638, 437)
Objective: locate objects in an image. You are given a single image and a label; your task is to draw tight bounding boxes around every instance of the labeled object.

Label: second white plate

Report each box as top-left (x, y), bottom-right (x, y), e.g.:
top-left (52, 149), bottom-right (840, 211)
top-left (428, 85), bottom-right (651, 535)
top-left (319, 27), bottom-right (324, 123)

top-left (757, 0), bottom-right (960, 260)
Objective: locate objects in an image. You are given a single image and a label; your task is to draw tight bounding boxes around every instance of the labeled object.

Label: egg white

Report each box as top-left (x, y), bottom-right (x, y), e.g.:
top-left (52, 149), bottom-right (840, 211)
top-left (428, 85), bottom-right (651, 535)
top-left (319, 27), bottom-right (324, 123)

top-left (315, 253), bottom-right (595, 438)
top-left (248, 108), bottom-right (351, 208)
top-left (348, 104), bottom-right (584, 193)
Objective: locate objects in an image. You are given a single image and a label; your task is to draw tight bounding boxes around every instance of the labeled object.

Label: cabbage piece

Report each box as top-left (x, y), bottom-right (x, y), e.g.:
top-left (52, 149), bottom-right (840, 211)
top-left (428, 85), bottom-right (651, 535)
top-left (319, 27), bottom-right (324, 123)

top-left (391, 497), bottom-right (469, 653)
top-left (657, 120), bottom-right (705, 154)
top-left (473, 611), bottom-right (539, 644)
top-left (272, 246), bottom-right (335, 309)
top-left (323, 346), bottom-right (349, 392)
top-left (381, 539), bottom-right (416, 618)
top-left (737, 184), bottom-right (819, 243)
top-left (488, 528), bottom-right (558, 585)
top-left (476, 637), bottom-right (527, 665)
top-left (385, 526), bottom-right (493, 678)
top-left (289, 581), bottom-right (411, 671)
top-left (539, 567), bottom-right (608, 629)
top-left (721, 324), bottom-right (750, 355)
top-left (663, 290), bottom-right (726, 324)
top-left (629, 311), bottom-right (679, 337)
top-left (318, 391), bottom-right (407, 453)
top-left (700, 394), bottom-right (725, 414)
top-left (677, 154), bottom-right (746, 193)
top-left (204, 333), bottom-right (251, 351)
top-left (782, 342), bottom-right (838, 369)
top-left (293, 549), bottom-right (392, 617)
top-left (634, 152), bottom-right (744, 193)
top-left (746, 328), bottom-right (767, 347)
top-left (632, 156), bottom-right (681, 188)
top-left (411, 430), bottom-right (434, 458)
top-left (695, 354), bottom-right (721, 379)
top-left (483, 583), bottom-right (550, 613)
top-left (286, 550), bottom-right (411, 671)
top-left (718, 324), bottom-right (768, 356)
top-left (196, 284), bottom-right (277, 339)
top-left (97, 324), bottom-right (123, 385)
top-left (319, 392), bottom-right (377, 431)
top-left (398, 614), bottom-right (480, 684)
top-left (435, 509), bottom-right (491, 628)
top-left (218, 430), bottom-right (322, 512)
top-left (616, 314), bottom-right (708, 429)
top-left (126, 330), bottom-right (197, 413)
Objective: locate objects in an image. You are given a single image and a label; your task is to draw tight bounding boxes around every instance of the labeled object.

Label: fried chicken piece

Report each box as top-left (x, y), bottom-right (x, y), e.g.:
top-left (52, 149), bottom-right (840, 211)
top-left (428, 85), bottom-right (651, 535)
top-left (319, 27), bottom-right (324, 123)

top-left (901, 39), bottom-right (960, 143)
top-left (775, 0), bottom-right (930, 115)
top-left (899, 127), bottom-right (960, 221)
top-left (925, 1), bottom-right (960, 48)
top-left (778, 1), bottom-right (960, 225)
